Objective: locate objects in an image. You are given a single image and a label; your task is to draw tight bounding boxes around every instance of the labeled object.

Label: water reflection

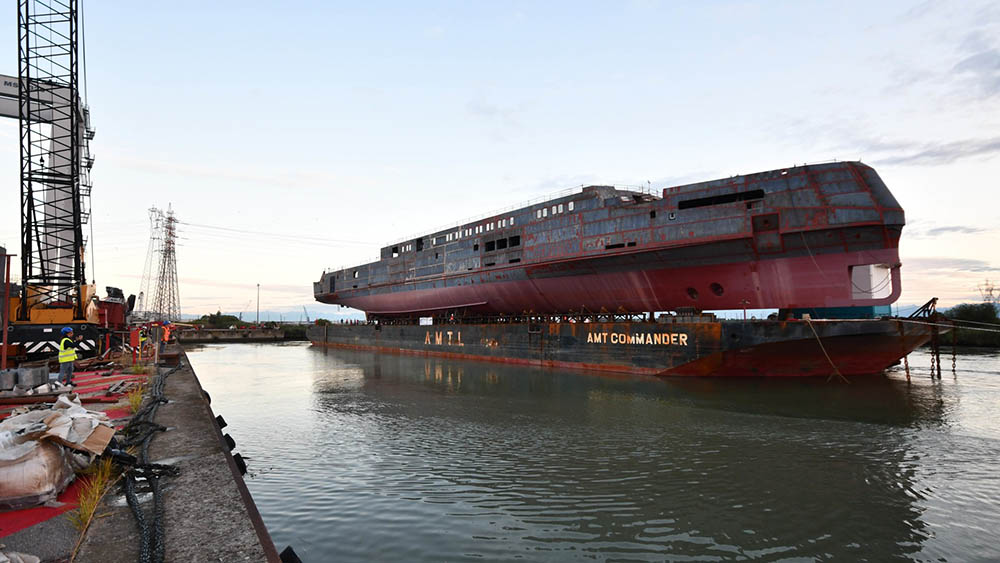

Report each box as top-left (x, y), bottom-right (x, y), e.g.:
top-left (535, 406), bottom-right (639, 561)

top-left (186, 344), bottom-right (1000, 562)
top-left (312, 348), bottom-right (949, 425)
top-left (298, 348), bottom-right (955, 561)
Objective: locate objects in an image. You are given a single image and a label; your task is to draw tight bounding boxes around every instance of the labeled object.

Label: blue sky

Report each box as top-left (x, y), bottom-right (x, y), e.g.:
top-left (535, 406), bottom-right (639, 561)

top-left (0, 1), bottom-right (998, 320)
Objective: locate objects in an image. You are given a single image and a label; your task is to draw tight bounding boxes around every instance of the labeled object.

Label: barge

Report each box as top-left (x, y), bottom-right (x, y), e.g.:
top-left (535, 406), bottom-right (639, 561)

top-left (307, 314), bottom-right (938, 378)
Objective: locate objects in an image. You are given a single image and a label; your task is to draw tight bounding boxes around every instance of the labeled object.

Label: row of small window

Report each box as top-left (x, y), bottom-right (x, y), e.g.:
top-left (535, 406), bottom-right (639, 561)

top-left (433, 216), bottom-right (516, 245)
top-left (536, 201), bottom-right (574, 219)
top-left (474, 216), bottom-right (515, 235)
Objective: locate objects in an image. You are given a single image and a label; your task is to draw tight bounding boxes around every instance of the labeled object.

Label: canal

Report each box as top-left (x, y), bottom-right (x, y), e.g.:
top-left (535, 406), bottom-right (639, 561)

top-left (186, 343), bottom-right (1000, 561)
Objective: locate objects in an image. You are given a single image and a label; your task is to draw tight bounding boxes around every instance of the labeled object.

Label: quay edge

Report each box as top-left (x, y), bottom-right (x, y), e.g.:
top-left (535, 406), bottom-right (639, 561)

top-left (73, 346), bottom-right (282, 562)
top-left (307, 318), bottom-right (939, 378)
top-left (178, 328), bottom-right (285, 344)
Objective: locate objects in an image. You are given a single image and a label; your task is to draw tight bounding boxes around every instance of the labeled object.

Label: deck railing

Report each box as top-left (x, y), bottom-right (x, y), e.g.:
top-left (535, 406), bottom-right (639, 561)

top-left (383, 182), bottom-right (655, 248)
top-left (324, 182), bottom-right (657, 274)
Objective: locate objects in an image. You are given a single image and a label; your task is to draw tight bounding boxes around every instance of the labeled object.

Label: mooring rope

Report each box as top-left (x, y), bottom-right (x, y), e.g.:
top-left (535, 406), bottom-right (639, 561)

top-left (896, 318), bottom-right (1000, 334)
top-left (805, 317), bottom-right (849, 383)
top-left (945, 317), bottom-right (1000, 329)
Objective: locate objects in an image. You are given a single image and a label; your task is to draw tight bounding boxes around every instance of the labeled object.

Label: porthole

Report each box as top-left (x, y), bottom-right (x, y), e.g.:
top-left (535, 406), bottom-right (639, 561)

top-left (686, 287), bottom-right (699, 300)
top-left (710, 283), bottom-right (724, 296)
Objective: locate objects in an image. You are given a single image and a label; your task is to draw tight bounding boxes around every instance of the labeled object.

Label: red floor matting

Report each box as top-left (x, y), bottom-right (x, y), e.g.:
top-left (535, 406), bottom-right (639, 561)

top-left (0, 368), bottom-right (143, 536)
top-left (0, 476), bottom-right (89, 538)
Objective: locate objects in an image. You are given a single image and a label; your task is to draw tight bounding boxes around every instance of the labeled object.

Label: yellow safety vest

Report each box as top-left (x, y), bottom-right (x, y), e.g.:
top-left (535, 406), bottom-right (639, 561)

top-left (58, 337), bottom-right (78, 364)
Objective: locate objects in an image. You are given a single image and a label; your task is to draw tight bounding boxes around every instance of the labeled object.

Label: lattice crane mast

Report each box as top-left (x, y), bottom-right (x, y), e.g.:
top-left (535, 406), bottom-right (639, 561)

top-left (0, 0), bottom-right (102, 361)
top-left (0, 1), bottom-right (94, 322)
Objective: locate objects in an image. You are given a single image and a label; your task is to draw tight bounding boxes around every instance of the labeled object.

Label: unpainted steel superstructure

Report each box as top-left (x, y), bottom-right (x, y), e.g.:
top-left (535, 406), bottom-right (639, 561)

top-left (315, 162), bottom-right (903, 319)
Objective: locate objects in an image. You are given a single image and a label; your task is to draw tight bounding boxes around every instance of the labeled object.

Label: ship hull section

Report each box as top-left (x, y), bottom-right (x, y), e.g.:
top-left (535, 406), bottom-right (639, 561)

top-left (315, 162), bottom-right (905, 317)
top-left (319, 247), bottom-right (900, 316)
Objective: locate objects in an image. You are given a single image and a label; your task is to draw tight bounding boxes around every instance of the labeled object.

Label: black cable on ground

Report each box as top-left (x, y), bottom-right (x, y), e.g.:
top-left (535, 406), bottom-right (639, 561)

top-left (113, 362), bottom-right (183, 563)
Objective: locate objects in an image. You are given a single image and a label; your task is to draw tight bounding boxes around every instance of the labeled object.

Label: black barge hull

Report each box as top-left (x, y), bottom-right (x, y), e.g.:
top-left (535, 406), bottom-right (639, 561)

top-left (307, 318), bottom-right (938, 377)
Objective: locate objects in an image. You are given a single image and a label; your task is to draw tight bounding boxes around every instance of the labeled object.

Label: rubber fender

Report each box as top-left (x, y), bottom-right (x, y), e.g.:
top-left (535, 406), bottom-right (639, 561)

top-left (215, 415), bottom-right (227, 429)
top-left (223, 433), bottom-right (236, 451)
top-left (202, 389), bottom-right (211, 404)
top-left (232, 452), bottom-right (247, 475)
top-left (279, 546), bottom-right (303, 563)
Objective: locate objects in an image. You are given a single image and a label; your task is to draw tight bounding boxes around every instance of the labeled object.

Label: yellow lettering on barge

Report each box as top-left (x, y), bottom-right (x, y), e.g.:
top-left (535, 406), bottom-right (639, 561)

top-left (586, 332), bottom-right (609, 344)
top-left (425, 330), bottom-right (464, 347)
top-left (589, 331), bottom-right (690, 346)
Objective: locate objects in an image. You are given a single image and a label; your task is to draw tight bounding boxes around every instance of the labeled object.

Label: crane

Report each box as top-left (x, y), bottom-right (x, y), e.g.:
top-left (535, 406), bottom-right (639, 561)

top-left (302, 306), bottom-right (310, 323)
top-left (0, 0), bottom-right (102, 362)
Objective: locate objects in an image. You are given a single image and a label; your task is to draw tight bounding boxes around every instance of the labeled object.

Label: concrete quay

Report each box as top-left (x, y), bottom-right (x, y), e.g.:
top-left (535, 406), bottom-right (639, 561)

top-left (177, 328), bottom-right (285, 344)
top-left (71, 345), bottom-right (281, 562)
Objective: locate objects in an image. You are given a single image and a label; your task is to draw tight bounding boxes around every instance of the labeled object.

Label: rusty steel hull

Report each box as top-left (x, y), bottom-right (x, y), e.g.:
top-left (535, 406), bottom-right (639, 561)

top-left (315, 162), bottom-right (905, 318)
top-left (307, 318), bottom-right (933, 377)
top-left (319, 246), bottom-right (901, 316)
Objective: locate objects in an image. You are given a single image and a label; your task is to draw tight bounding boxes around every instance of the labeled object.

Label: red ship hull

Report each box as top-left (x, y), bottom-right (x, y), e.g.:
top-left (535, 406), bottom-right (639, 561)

top-left (320, 247), bottom-right (900, 316)
top-left (665, 329), bottom-right (927, 377)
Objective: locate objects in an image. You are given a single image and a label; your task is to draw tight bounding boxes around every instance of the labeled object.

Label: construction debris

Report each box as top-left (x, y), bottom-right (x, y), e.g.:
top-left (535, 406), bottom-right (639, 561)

top-left (0, 394), bottom-right (115, 510)
top-left (0, 549), bottom-right (41, 563)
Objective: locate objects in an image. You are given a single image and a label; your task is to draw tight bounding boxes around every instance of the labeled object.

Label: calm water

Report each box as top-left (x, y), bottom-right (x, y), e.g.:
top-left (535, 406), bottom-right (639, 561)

top-left (185, 343), bottom-right (1000, 562)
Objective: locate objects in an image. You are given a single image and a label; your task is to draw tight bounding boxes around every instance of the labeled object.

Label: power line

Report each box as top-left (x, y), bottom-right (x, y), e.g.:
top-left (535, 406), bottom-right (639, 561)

top-left (174, 231), bottom-right (365, 249)
top-left (177, 220), bottom-right (371, 246)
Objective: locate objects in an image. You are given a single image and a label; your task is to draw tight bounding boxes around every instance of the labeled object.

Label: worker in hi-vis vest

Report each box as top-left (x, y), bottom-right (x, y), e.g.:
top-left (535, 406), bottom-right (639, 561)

top-left (160, 320), bottom-right (173, 353)
top-left (58, 326), bottom-right (82, 386)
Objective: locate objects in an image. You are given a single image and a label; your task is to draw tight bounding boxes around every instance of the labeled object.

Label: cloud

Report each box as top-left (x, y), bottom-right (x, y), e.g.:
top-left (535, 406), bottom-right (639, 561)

top-left (424, 25), bottom-right (445, 37)
top-left (906, 257), bottom-right (999, 273)
top-left (960, 29), bottom-right (995, 54)
top-left (466, 100), bottom-right (515, 120)
top-left (179, 277), bottom-right (307, 294)
top-left (655, 170), bottom-right (721, 189)
top-left (871, 4), bottom-right (1000, 104)
top-left (525, 174), bottom-right (599, 193)
top-left (103, 147), bottom-right (376, 191)
top-left (911, 225), bottom-right (989, 238)
top-left (466, 100), bottom-right (526, 141)
top-left (896, 0), bottom-right (937, 23)
top-left (871, 137), bottom-right (1000, 166)
top-left (952, 48), bottom-right (1000, 99)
